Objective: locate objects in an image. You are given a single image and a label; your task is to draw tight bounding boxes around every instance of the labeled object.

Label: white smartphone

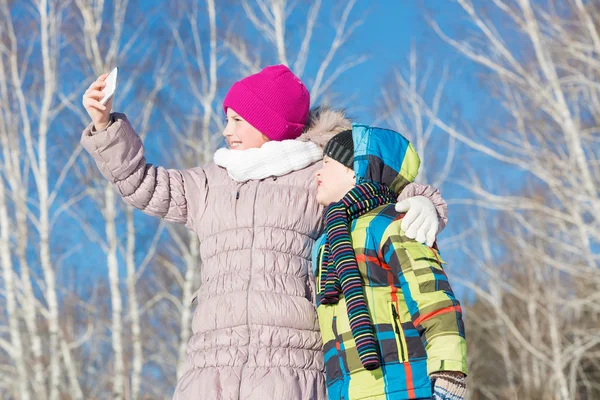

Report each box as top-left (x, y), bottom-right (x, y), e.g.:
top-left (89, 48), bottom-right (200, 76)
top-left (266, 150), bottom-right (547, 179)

top-left (100, 67), bottom-right (118, 105)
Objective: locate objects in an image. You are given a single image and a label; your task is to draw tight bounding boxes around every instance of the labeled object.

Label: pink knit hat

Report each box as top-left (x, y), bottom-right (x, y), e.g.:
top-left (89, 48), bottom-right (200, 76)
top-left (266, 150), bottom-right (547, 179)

top-left (223, 65), bottom-right (310, 141)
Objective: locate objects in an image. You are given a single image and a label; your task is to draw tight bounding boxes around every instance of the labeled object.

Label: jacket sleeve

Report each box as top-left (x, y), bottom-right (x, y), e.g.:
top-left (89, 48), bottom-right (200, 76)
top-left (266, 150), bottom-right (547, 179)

top-left (80, 113), bottom-right (208, 231)
top-left (380, 221), bottom-right (467, 376)
top-left (398, 182), bottom-right (448, 234)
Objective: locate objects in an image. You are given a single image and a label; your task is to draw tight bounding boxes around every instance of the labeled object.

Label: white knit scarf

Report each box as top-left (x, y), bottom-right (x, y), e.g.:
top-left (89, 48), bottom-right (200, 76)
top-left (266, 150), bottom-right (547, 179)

top-left (213, 139), bottom-right (322, 182)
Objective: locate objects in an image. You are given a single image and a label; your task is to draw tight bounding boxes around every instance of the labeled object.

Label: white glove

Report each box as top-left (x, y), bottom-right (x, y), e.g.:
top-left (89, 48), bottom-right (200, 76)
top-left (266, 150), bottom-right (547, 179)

top-left (395, 195), bottom-right (438, 247)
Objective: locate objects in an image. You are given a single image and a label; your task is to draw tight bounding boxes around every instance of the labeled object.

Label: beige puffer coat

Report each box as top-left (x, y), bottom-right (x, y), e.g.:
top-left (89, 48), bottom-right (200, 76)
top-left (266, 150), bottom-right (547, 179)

top-left (80, 108), bottom-right (448, 400)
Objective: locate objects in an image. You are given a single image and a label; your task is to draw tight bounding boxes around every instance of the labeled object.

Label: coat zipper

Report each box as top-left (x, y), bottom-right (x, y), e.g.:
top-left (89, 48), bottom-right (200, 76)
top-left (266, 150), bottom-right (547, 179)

top-left (237, 179), bottom-right (261, 395)
top-left (316, 245), bottom-right (324, 294)
top-left (391, 304), bottom-right (406, 362)
top-left (235, 181), bottom-right (249, 201)
top-left (233, 181), bottom-right (249, 222)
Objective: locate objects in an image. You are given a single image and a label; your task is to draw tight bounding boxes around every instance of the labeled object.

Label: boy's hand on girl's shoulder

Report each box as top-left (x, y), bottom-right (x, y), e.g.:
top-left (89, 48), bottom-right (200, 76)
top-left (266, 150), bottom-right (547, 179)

top-left (395, 195), bottom-right (438, 247)
top-left (82, 73), bottom-right (113, 131)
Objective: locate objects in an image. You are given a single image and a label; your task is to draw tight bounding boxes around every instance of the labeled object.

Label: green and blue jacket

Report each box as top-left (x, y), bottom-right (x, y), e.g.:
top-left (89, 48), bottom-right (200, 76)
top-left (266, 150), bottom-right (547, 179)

top-left (312, 124), bottom-right (467, 400)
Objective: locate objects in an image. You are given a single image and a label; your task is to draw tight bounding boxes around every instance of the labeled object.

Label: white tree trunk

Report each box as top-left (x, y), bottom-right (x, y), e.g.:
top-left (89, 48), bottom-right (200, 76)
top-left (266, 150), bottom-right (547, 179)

top-left (15, 192), bottom-right (46, 399)
top-left (176, 232), bottom-right (199, 380)
top-left (60, 338), bottom-right (84, 400)
top-left (0, 6), bottom-right (47, 396)
top-left (0, 170), bottom-right (29, 400)
top-left (37, 0), bottom-right (62, 397)
top-left (126, 208), bottom-right (143, 400)
top-left (105, 185), bottom-right (125, 400)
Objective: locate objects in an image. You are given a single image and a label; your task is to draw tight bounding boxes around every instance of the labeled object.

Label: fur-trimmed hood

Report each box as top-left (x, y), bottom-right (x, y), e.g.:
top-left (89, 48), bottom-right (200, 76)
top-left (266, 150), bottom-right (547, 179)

top-left (297, 106), bottom-right (352, 149)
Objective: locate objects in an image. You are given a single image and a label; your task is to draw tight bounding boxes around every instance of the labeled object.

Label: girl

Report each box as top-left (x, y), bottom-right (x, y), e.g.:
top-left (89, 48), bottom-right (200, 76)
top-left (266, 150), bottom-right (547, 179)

top-left (81, 65), bottom-right (449, 400)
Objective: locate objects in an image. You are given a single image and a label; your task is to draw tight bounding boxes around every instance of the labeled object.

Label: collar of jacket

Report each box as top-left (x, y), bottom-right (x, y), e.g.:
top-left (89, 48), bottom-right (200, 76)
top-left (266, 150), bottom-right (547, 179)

top-left (213, 139), bottom-right (322, 182)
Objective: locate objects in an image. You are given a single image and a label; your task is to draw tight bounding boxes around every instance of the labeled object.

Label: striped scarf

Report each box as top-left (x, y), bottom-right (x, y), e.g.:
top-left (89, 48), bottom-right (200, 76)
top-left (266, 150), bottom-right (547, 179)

top-left (319, 181), bottom-right (397, 371)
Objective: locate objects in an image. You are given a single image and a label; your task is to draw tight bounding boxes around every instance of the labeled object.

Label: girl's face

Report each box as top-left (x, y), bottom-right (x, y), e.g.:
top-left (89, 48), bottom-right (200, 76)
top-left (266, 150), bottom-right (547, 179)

top-left (315, 156), bottom-right (356, 206)
top-left (224, 108), bottom-right (270, 150)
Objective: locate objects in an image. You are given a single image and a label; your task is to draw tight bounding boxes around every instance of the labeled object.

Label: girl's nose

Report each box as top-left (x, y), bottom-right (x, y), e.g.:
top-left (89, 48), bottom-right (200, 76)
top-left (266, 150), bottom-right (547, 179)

top-left (223, 122), bottom-right (233, 137)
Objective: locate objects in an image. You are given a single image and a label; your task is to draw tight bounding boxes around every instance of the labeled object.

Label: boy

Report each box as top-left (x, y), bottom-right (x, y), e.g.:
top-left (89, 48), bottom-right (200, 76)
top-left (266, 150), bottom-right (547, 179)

top-left (312, 125), bottom-right (467, 399)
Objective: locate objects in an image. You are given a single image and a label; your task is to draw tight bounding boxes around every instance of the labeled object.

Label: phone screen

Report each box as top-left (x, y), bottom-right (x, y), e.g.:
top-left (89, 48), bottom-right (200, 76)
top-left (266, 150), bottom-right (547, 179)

top-left (100, 67), bottom-right (118, 105)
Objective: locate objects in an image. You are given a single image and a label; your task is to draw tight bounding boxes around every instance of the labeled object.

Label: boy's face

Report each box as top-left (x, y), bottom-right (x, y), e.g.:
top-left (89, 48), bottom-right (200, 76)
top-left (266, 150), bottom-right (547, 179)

top-left (315, 156), bottom-right (356, 206)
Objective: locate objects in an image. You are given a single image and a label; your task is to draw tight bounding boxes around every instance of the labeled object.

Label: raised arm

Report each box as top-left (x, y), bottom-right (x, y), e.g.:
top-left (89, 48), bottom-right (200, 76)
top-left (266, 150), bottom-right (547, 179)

top-left (81, 74), bottom-right (207, 230)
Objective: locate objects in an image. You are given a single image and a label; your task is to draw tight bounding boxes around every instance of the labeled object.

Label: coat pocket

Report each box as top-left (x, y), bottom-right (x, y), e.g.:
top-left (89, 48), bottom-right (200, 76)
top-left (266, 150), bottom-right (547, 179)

top-left (402, 243), bottom-right (451, 294)
top-left (389, 303), bottom-right (407, 363)
top-left (402, 242), bottom-right (446, 264)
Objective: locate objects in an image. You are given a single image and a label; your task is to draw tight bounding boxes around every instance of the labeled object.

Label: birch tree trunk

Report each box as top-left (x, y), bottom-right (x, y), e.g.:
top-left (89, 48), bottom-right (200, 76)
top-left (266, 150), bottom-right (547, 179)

top-left (126, 208), bottom-right (143, 400)
top-left (104, 186), bottom-right (125, 400)
top-left (0, 166), bottom-right (29, 400)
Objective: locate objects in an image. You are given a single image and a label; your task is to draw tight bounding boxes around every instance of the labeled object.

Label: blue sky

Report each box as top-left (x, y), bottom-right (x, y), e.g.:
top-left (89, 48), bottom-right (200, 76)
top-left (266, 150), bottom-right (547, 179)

top-left (332, 1), bottom-right (486, 123)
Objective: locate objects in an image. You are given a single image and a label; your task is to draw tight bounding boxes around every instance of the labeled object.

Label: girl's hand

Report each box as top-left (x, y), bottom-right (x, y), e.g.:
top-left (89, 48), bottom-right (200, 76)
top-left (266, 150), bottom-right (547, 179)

top-left (395, 195), bottom-right (438, 247)
top-left (82, 73), bottom-right (113, 131)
